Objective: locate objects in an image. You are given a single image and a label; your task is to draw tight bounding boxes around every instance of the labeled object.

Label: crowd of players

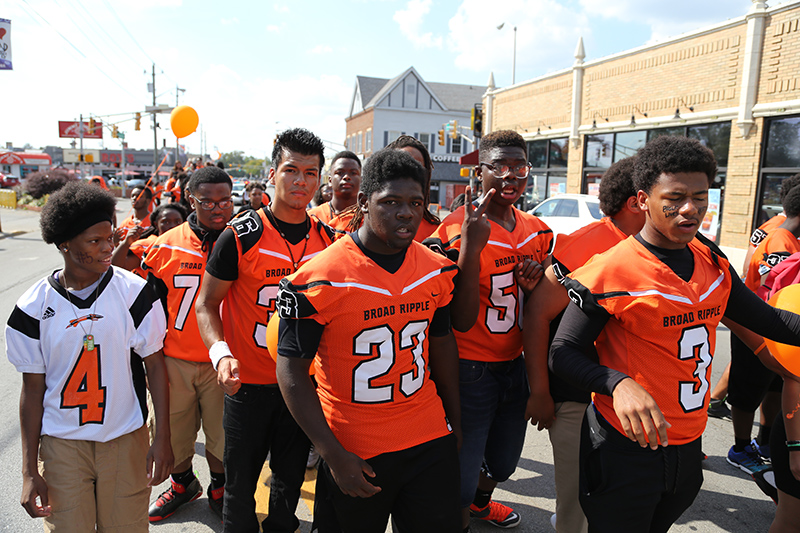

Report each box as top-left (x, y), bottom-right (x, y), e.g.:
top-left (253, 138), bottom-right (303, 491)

top-left (5, 127), bottom-right (800, 533)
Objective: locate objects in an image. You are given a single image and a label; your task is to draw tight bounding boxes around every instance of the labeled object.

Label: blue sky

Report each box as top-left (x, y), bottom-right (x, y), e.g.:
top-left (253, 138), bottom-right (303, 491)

top-left (1, 0), bottom-right (776, 160)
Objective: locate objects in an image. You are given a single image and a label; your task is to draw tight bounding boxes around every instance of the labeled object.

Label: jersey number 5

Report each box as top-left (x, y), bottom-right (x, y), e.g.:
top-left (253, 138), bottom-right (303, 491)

top-left (60, 345), bottom-right (107, 425)
top-left (486, 272), bottom-right (523, 333)
top-left (677, 325), bottom-right (712, 412)
top-left (352, 321), bottom-right (429, 403)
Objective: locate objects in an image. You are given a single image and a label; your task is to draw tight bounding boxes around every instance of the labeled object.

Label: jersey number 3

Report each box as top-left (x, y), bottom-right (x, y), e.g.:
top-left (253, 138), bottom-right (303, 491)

top-left (677, 325), bottom-right (712, 412)
top-left (60, 345), bottom-right (107, 425)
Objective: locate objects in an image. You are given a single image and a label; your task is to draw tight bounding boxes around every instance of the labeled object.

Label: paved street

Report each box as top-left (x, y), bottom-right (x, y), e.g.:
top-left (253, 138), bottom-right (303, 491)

top-left (0, 204), bottom-right (778, 532)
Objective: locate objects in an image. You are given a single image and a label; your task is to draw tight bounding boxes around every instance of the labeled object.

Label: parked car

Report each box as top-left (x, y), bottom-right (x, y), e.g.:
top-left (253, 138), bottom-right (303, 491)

top-left (528, 194), bottom-right (603, 236)
top-left (231, 182), bottom-right (246, 206)
top-left (0, 173), bottom-right (20, 188)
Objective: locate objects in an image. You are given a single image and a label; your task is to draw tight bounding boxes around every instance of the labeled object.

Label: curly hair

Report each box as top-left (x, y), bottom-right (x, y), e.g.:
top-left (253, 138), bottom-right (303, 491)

top-left (478, 130), bottom-right (527, 162)
top-left (40, 181), bottom-right (116, 245)
top-left (780, 173), bottom-right (800, 204)
top-left (784, 186), bottom-right (800, 218)
top-left (187, 166), bottom-right (232, 193)
top-left (386, 135), bottom-right (440, 226)
top-left (598, 156), bottom-right (638, 217)
top-left (271, 128), bottom-right (325, 170)
top-left (633, 136), bottom-right (717, 195)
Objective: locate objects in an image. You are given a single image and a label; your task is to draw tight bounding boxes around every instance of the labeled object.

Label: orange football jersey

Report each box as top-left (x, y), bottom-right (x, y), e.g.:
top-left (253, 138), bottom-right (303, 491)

top-left (745, 227), bottom-right (800, 292)
top-left (414, 218), bottom-right (439, 243)
top-left (278, 236), bottom-right (457, 459)
top-left (142, 222), bottom-right (210, 362)
top-left (119, 212), bottom-right (152, 232)
top-left (748, 213), bottom-right (786, 249)
top-left (307, 201), bottom-right (357, 233)
top-left (129, 233), bottom-right (158, 279)
top-left (566, 236), bottom-right (732, 444)
top-left (220, 209), bottom-right (333, 385)
top-left (426, 206), bottom-right (553, 362)
top-left (551, 217), bottom-right (627, 277)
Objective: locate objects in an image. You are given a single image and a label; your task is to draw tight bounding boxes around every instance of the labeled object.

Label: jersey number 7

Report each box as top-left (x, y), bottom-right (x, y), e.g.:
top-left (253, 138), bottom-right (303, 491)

top-left (60, 345), bottom-right (107, 425)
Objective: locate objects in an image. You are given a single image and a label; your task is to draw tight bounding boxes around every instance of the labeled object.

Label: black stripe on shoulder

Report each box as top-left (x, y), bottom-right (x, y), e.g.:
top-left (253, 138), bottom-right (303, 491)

top-left (230, 210), bottom-right (264, 255)
top-left (595, 290), bottom-right (631, 301)
top-left (441, 264), bottom-right (458, 274)
top-left (276, 278), bottom-right (324, 319)
top-left (129, 283), bottom-right (159, 329)
top-left (311, 215), bottom-right (337, 241)
top-left (8, 306), bottom-right (40, 340)
top-left (423, 235), bottom-right (460, 262)
top-left (561, 277), bottom-right (613, 317)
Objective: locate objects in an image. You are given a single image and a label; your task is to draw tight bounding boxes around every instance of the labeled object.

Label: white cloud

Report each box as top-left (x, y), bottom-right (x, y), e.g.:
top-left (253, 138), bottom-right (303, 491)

top-left (220, 17), bottom-right (239, 26)
top-left (273, 4), bottom-right (290, 13)
top-left (448, 0), bottom-right (590, 81)
top-left (393, 0), bottom-right (443, 50)
top-left (309, 44), bottom-right (333, 55)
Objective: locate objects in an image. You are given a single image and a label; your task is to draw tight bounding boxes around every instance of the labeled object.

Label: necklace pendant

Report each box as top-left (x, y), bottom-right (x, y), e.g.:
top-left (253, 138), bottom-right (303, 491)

top-left (293, 262), bottom-right (299, 269)
top-left (84, 334), bottom-right (95, 351)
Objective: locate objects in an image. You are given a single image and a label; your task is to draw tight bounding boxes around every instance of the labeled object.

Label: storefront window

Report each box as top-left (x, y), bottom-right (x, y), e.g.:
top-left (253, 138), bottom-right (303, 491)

top-left (549, 138), bottom-right (569, 167)
top-left (527, 140), bottom-right (547, 168)
top-left (764, 116), bottom-right (800, 168)
top-left (613, 131), bottom-right (647, 162)
top-left (688, 123), bottom-right (730, 168)
top-left (647, 127), bottom-right (684, 140)
top-left (584, 134), bottom-right (613, 168)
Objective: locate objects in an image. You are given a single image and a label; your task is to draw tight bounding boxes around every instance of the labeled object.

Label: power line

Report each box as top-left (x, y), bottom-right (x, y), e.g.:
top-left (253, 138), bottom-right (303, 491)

top-left (101, 0), bottom-right (154, 65)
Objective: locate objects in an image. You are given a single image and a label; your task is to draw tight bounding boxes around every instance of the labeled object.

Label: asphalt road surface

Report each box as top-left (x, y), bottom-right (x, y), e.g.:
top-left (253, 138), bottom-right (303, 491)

top-left (0, 203), bottom-right (778, 532)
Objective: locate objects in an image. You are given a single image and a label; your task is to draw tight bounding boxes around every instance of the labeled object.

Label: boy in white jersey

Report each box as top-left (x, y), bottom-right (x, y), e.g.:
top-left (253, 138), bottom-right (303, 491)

top-left (5, 181), bottom-right (172, 531)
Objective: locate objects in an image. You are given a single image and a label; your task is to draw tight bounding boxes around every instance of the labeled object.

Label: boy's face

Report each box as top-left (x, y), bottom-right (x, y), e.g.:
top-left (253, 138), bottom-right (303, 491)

top-left (476, 146), bottom-right (527, 207)
top-left (638, 171), bottom-right (709, 249)
top-left (358, 177), bottom-right (424, 254)
top-left (63, 221), bottom-right (114, 276)
top-left (269, 149), bottom-right (320, 211)
top-left (131, 187), bottom-right (149, 209)
top-left (190, 182), bottom-right (233, 231)
top-left (329, 157), bottom-right (361, 202)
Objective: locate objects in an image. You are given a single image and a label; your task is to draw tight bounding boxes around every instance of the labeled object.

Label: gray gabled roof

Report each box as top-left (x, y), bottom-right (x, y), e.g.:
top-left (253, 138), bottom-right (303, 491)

top-left (355, 76), bottom-right (389, 108)
top-left (427, 82), bottom-right (486, 112)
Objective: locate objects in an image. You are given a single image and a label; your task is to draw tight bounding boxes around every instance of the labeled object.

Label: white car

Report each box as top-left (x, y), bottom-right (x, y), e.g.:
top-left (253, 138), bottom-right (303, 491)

top-left (528, 194), bottom-right (603, 237)
top-left (231, 182), bottom-right (246, 206)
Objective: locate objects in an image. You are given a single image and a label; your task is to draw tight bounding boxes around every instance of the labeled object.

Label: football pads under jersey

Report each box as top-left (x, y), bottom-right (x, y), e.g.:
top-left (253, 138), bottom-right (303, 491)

top-left (5, 267), bottom-right (165, 442)
top-left (425, 206), bottom-right (553, 362)
top-left (564, 236), bottom-right (732, 445)
top-left (278, 236), bottom-right (457, 459)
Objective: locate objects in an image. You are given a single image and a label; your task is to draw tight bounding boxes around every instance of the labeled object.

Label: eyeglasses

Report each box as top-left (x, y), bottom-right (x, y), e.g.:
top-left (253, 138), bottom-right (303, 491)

top-left (479, 161), bottom-right (532, 179)
top-left (190, 195), bottom-right (233, 210)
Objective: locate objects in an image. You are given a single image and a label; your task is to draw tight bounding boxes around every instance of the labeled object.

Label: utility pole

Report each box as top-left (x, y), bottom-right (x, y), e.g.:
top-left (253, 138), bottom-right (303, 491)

top-left (152, 63), bottom-right (158, 176)
top-left (79, 113), bottom-right (85, 178)
top-left (176, 85), bottom-right (185, 166)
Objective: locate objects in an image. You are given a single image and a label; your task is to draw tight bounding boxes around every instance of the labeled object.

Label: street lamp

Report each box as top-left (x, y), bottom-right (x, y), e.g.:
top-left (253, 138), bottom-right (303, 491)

top-left (497, 23), bottom-right (517, 85)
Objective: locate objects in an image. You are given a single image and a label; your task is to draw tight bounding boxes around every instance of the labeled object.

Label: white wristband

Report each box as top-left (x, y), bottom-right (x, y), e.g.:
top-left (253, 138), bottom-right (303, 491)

top-left (209, 340), bottom-right (233, 371)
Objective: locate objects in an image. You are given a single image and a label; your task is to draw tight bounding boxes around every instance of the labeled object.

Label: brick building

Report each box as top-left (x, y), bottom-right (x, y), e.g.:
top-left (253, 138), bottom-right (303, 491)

top-left (483, 0), bottom-right (800, 249)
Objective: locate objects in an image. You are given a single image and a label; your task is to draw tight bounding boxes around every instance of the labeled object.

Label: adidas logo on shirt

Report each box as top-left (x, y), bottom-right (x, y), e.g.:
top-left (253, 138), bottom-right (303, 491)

top-left (42, 307), bottom-right (55, 320)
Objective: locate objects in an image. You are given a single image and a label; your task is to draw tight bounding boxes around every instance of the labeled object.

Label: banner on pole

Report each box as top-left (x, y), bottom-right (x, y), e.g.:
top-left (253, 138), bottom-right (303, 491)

top-left (0, 19), bottom-right (11, 70)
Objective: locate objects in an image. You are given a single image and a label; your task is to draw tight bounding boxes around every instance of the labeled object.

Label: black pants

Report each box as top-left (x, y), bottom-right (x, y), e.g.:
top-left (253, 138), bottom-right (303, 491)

top-left (222, 383), bottom-right (311, 533)
top-left (579, 406), bottom-right (704, 533)
top-left (313, 434), bottom-right (461, 533)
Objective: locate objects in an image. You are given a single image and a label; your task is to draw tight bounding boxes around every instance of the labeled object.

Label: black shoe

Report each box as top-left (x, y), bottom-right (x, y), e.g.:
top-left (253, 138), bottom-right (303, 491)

top-left (148, 477), bottom-right (202, 522)
top-left (208, 483), bottom-right (224, 522)
top-left (707, 398), bottom-right (731, 419)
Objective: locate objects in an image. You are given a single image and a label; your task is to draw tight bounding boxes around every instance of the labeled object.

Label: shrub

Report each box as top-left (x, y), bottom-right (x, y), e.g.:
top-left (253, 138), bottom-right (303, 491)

top-left (24, 169), bottom-right (77, 199)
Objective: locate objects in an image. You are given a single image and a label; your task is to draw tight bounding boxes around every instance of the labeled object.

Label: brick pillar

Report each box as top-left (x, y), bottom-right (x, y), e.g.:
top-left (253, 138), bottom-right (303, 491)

top-left (720, 117), bottom-right (764, 248)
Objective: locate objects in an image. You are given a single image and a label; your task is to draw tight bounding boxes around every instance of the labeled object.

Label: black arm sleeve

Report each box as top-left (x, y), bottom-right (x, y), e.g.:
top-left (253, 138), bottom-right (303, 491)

top-left (205, 229), bottom-right (239, 281)
top-left (145, 271), bottom-right (170, 320)
top-left (429, 305), bottom-right (452, 337)
top-left (549, 303), bottom-right (630, 396)
top-left (724, 265), bottom-right (800, 345)
top-left (277, 317), bottom-right (324, 359)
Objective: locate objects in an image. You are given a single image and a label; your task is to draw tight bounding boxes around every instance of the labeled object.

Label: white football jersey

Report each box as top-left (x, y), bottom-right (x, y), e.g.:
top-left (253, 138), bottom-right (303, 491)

top-left (5, 266), bottom-right (166, 442)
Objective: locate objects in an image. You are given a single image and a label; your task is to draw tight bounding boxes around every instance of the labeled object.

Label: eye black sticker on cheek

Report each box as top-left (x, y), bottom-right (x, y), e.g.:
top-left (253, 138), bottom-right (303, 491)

top-left (662, 205), bottom-right (679, 218)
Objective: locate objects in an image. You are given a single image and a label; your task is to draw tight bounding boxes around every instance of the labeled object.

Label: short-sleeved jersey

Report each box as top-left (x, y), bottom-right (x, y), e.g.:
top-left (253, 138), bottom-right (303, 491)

top-left (5, 267), bottom-right (165, 442)
top-left (142, 221), bottom-right (210, 362)
top-left (129, 233), bottom-right (158, 279)
top-left (749, 213), bottom-right (786, 249)
top-left (307, 202), bottom-right (356, 233)
top-left (745, 227), bottom-right (800, 292)
top-left (551, 217), bottom-right (627, 279)
top-left (211, 208), bottom-right (334, 385)
top-left (425, 206), bottom-right (554, 362)
top-left (277, 236), bottom-right (457, 459)
top-left (564, 237), bottom-right (732, 444)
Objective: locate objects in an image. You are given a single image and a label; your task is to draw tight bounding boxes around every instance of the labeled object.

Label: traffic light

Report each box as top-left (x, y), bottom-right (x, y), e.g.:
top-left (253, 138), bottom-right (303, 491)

top-left (450, 120), bottom-right (458, 140)
top-left (438, 127), bottom-right (445, 146)
top-left (135, 112), bottom-right (142, 131)
top-left (112, 125), bottom-right (119, 138)
top-left (88, 118), bottom-right (96, 135)
top-left (471, 104), bottom-right (483, 138)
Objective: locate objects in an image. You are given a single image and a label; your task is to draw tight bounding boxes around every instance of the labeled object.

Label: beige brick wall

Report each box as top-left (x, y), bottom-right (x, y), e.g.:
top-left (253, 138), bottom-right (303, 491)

top-left (721, 117), bottom-right (764, 248)
top-left (759, 9), bottom-right (800, 103)
top-left (491, 73), bottom-right (573, 133)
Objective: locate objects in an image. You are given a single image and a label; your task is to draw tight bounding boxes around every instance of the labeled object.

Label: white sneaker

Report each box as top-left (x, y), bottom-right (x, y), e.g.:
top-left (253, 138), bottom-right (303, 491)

top-left (550, 513), bottom-right (557, 530)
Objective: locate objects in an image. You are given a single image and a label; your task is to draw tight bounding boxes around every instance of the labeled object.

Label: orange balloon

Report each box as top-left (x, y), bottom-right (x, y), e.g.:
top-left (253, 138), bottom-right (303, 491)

top-left (765, 284), bottom-right (800, 378)
top-left (265, 312), bottom-right (315, 375)
top-left (170, 105), bottom-right (199, 139)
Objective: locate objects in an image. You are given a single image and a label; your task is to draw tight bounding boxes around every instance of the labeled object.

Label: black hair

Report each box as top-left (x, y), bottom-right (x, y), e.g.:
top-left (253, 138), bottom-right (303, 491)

top-left (187, 166), bottom-right (232, 193)
top-left (598, 156), bottom-right (638, 217)
top-left (331, 150), bottom-right (362, 169)
top-left (633, 136), bottom-right (717, 195)
top-left (245, 181), bottom-right (265, 193)
top-left (311, 183), bottom-right (330, 207)
top-left (386, 134), bottom-right (440, 226)
top-left (271, 128), bottom-right (325, 170)
top-left (784, 186), bottom-right (800, 218)
top-left (780, 173), bottom-right (800, 204)
top-left (478, 130), bottom-right (527, 162)
top-left (131, 185), bottom-right (153, 199)
top-left (141, 202), bottom-right (189, 238)
top-left (40, 181), bottom-right (116, 245)
top-left (360, 148), bottom-right (426, 198)
top-left (216, 160), bottom-right (225, 169)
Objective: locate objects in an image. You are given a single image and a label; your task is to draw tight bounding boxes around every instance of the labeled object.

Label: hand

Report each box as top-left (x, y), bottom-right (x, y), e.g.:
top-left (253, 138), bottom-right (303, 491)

top-left (21, 472), bottom-right (51, 518)
top-left (217, 357), bottom-right (241, 395)
top-left (514, 259), bottom-right (544, 296)
top-left (112, 227), bottom-right (126, 246)
top-left (326, 450), bottom-right (381, 498)
top-left (611, 378), bottom-right (670, 449)
top-left (460, 185), bottom-right (495, 254)
top-left (525, 391), bottom-right (555, 431)
top-left (146, 435), bottom-right (174, 487)
top-left (124, 225), bottom-right (145, 245)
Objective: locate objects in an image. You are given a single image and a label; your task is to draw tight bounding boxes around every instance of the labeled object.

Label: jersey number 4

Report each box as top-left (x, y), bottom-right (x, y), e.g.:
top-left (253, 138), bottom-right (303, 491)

top-left (352, 321), bottom-right (429, 403)
top-left (60, 345), bottom-right (107, 425)
top-left (677, 325), bottom-right (712, 412)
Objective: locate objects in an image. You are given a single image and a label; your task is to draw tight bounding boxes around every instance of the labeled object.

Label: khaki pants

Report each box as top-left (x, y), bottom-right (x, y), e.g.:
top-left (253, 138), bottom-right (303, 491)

top-left (548, 401), bottom-right (589, 533)
top-left (40, 426), bottom-right (150, 532)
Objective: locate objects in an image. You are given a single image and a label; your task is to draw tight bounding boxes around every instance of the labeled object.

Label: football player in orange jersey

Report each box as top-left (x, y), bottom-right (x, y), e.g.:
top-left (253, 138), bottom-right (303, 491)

top-left (195, 128), bottom-right (333, 533)
top-left (143, 167), bottom-right (233, 522)
top-left (524, 156), bottom-right (644, 533)
top-left (308, 150), bottom-right (361, 232)
top-left (426, 130), bottom-right (551, 531)
top-left (550, 135), bottom-right (800, 532)
top-left (276, 148), bottom-right (461, 532)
